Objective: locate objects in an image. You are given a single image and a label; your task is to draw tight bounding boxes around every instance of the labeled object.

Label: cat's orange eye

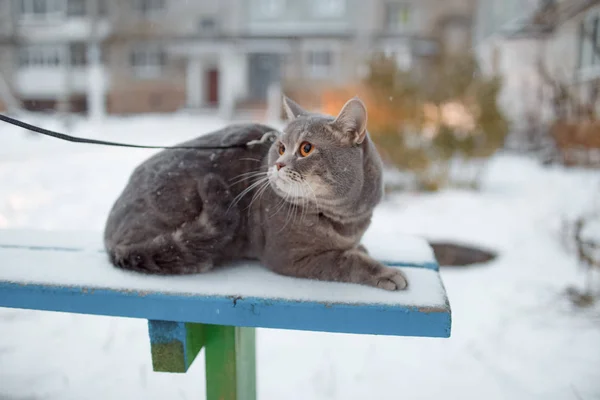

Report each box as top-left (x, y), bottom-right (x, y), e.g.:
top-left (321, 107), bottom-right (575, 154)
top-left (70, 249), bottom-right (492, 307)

top-left (278, 143), bottom-right (285, 155)
top-left (299, 141), bottom-right (314, 157)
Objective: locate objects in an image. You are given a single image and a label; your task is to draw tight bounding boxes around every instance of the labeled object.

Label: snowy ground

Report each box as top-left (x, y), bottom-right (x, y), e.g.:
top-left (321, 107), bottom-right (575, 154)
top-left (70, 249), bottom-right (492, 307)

top-left (1, 114), bottom-right (599, 400)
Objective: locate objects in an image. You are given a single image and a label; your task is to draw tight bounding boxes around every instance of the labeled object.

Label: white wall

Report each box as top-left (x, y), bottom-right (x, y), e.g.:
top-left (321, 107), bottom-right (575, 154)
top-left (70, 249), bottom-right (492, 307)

top-left (541, 19), bottom-right (579, 81)
top-left (473, 0), bottom-right (569, 129)
top-left (218, 46), bottom-right (248, 118)
top-left (476, 36), bottom-right (547, 128)
top-left (16, 67), bottom-right (110, 98)
top-left (475, 2), bottom-right (600, 129)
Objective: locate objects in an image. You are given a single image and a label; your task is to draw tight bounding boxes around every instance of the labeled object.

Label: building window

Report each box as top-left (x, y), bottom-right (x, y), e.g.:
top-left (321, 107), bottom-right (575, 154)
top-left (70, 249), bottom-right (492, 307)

top-left (198, 17), bottom-right (217, 33)
top-left (307, 50), bottom-right (333, 78)
top-left (578, 12), bottom-right (600, 73)
top-left (67, 0), bottom-right (85, 16)
top-left (385, 2), bottom-right (411, 30)
top-left (578, 21), bottom-right (584, 69)
top-left (593, 15), bottom-right (600, 66)
top-left (312, 0), bottom-right (345, 18)
top-left (18, 0), bottom-right (66, 21)
top-left (70, 42), bottom-right (87, 66)
top-left (130, 44), bottom-right (166, 78)
top-left (254, 0), bottom-right (285, 18)
top-left (133, 0), bottom-right (166, 17)
top-left (98, 0), bottom-right (108, 16)
top-left (18, 45), bottom-right (63, 68)
top-left (383, 47), bottom-right (411, 70)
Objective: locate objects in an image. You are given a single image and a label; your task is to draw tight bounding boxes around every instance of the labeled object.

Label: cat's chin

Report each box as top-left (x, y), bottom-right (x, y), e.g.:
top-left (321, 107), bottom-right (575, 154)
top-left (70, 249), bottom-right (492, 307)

top-left (269, 176), bottom-right (305, 202)
top-left (270, 176), bottom-right (292, 196)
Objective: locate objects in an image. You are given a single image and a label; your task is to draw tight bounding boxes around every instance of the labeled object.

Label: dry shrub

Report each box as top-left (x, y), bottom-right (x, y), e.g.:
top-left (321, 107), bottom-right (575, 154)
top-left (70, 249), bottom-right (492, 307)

top-left (552, 120), bottom-right (600, 149)
top-left (551, 120), bottom-right (600, 166)
top-left (322, 84), bottom-right (430, 176)
top-left (562, 212), bottom-right (600, 307)
top-left (282, 83), bottom-right (328, 117)
top-left (321, 53), bottom-right (508, 190)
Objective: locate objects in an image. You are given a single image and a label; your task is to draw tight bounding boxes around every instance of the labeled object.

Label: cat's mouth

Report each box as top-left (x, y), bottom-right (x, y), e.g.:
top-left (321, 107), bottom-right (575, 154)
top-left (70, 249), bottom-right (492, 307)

top-left (268, 166), bottom-right (305, 199)
top-left (268, 165), bottom-right (325, 208)
top-left (272, 178), bottom-right (292, 194)
top-left (269, 168), bottom-right (292, 192)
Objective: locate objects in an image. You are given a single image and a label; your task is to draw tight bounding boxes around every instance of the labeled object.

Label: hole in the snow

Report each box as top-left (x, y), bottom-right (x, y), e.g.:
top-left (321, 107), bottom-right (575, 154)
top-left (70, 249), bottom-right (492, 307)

top-left (428, 241), bottom-right (497, 267)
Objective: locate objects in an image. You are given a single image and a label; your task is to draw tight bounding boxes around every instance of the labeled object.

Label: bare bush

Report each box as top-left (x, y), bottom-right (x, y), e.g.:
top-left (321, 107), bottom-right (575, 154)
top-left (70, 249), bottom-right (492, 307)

top-left (562, 211), bottom-right (600, 307)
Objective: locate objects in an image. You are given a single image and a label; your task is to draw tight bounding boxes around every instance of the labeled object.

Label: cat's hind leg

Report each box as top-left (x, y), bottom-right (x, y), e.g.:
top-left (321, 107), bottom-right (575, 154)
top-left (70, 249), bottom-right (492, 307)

top-left (109, 174), bottom-right (240, 275)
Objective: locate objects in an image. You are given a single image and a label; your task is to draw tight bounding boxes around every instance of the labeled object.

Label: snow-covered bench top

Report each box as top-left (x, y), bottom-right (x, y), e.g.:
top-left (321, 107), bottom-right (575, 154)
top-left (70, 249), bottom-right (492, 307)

top-left (0, 229), bottom-right (451, 338)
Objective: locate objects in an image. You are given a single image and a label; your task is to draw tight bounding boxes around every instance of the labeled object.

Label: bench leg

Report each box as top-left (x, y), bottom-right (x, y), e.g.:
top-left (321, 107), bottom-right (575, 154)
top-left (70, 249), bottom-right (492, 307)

top-left (148, 320), bottom-right (205, 373)
top-left (204, 324), bottom-right (256, 400)
top-left (147, 321), bottom-right (256, 400)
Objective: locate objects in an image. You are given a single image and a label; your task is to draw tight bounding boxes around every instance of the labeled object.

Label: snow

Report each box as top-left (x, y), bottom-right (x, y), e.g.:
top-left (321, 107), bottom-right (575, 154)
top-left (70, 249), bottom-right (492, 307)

top-left (0, 227), bottom-right (436, 268)
top-left (1, 114), bottom-right (600, 400)
top-left (582, 217), bottom-right (600, 243)
top-left (0, 231), bottom-right (444, 307)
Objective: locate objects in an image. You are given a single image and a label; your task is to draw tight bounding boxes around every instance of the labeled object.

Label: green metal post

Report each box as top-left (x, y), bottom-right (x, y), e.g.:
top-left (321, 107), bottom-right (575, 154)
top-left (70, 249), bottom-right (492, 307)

top-left (204, 324), bottom-right (257, 400)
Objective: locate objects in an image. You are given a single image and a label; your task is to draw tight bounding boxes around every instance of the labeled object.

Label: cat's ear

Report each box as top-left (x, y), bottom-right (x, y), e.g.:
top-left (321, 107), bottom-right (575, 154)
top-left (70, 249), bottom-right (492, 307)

top-left (282, 96), bottom-right (307, 120)
top-left (333, 97), bottom-right (368, 144)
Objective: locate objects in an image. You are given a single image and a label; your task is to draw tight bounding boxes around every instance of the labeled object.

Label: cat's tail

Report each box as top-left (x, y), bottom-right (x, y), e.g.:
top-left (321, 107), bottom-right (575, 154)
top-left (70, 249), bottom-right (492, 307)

top-left (106, 174), bottom-right (240, 275)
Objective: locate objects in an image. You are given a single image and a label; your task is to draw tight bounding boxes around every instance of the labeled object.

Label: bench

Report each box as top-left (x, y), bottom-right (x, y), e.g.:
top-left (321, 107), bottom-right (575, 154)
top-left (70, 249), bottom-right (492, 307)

top-left (0, 229), bottom-right (451, 400)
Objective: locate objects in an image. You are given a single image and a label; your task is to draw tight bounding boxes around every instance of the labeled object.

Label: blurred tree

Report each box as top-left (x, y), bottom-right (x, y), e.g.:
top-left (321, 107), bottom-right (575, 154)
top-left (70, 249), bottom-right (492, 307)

top-left (354, 51), bottom-right (509, 190)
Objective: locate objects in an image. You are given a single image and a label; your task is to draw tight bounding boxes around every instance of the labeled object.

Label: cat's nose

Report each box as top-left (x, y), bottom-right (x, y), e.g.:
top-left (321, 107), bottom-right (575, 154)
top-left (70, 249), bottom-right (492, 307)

top-left (275, 162), bottom-right (286, 171)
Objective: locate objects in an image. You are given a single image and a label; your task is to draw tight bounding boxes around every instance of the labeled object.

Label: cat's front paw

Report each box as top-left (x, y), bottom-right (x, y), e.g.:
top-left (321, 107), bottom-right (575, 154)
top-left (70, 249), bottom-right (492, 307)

top-left (374, 267), bottom-right (408, 291)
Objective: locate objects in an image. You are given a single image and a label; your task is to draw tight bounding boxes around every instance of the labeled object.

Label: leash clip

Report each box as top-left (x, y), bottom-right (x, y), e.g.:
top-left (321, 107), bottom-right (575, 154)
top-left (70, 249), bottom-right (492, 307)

top-left (246, 130), bottom-right (279, 147)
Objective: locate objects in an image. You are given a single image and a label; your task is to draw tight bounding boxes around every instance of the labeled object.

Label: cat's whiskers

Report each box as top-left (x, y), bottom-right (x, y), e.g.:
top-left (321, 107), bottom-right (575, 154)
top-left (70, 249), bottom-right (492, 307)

top-left (290, 184), bottom-right (297, 226)
top-left (301, 185), bottom-right (309, 223)
top-left (279, 183), bottom-right (298, 232)
top-left (270, 176), bottom-right (319, 226)
top-left (296, 182), bottom-right (308, 224)
top-left (274, 193), bottom-right (291, 232)
top-left (298, 184), bottom-right (306, 222)
top-left (270, 188), bottom-right (289, 219)
top-left (304, 181), bottom-right (321, 216)
top-left (229, 174), bottom-right (266, 186)
top-left (246, 179), bottom-right (271, 211)
top-left (230, 169), bottom-right (267, 179)
top-left (280, 189), bottom-right (292, 230)
top-left (228, 177), bottom-right (269, 212)
top-left (229, 170), bottom-right (267, 185)
top-left (292, 183), bottom-right (301, 226)
top-left (304, 186), bottom-right (313, 222)
top-left (288, 183), bottom-right (298, 228)
top-left (230, 172), bottom-right (265, 180)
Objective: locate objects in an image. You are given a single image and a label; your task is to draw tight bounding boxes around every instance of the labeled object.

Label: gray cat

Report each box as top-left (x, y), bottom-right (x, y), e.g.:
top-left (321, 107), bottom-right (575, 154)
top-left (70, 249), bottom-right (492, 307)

top-left (103, 96), bottom-right (408, 291)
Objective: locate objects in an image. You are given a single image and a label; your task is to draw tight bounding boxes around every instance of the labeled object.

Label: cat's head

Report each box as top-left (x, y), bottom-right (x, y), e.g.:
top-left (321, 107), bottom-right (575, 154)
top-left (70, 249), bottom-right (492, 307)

top-left (267, 96), bottom-right (383, 213)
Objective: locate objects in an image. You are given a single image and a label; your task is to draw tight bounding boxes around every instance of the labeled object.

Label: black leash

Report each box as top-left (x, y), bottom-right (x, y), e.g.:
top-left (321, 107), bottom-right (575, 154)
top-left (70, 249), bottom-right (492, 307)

top-left (0, 113), bottom-right (263, 150)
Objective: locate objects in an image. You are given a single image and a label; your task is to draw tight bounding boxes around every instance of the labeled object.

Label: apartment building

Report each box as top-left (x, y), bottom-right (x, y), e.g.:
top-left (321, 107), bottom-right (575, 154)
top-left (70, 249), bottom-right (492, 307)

top-left (0, 0), bottom-right (477, 117)
top-left (540, 0), bottom-right (600, 110)
top-left (474, 0), bottom-right (600, 127)
top-left (238, 0), bottom-right (476, 106)
top-left (0, 0), bottom-right (109, 114)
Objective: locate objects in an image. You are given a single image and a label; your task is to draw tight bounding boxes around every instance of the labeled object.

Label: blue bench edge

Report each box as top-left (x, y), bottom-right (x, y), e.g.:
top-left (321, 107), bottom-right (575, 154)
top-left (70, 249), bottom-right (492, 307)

top-left (0, 281), bottom-right (451, 338)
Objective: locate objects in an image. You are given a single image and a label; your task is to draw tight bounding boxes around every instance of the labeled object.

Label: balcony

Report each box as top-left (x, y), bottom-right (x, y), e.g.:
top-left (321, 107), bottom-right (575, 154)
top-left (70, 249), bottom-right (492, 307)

top-left (16, 67), bottom-right (110, 98)
top-left (16, 18), bottom-right (112, 41)
top-left (244, 0), bottom-right (352, 36)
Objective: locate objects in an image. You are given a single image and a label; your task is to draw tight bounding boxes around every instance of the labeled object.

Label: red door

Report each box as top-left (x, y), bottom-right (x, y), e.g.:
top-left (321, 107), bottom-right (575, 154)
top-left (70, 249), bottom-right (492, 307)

top-left (206, 69), bottom-right (219, 105)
